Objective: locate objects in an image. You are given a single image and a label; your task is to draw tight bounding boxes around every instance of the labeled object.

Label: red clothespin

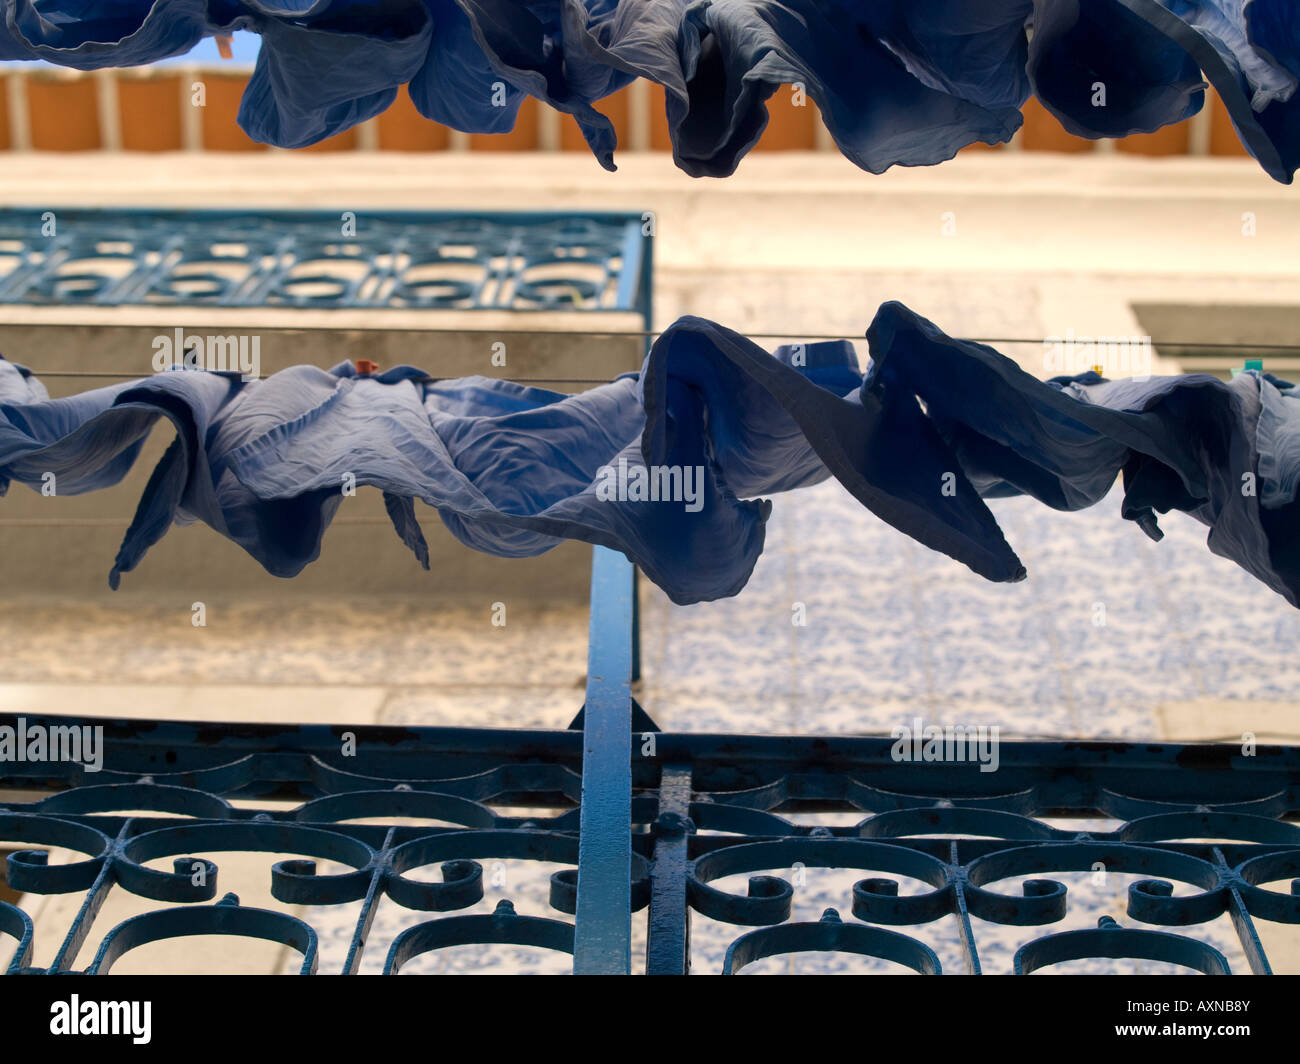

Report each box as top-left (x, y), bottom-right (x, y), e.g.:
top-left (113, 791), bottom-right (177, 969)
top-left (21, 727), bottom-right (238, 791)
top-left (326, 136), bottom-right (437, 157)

top-left (215, 36), bottom-right (234, 60)
top-left (354, 359), bottom-right (380, 376)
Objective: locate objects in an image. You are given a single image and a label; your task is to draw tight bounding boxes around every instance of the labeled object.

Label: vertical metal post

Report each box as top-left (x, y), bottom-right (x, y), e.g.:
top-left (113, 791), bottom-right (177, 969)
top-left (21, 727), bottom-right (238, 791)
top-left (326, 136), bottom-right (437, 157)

top-left (631, 564), bottom-right (642, 684)
top-left (573, 545), bottom-right (635, 974)
top-left (615, 216), bottom-right (654, 361)
top-left (641, 222), bottom-right (654, 360)
top-left (645, 763), bottom-right (692, 974)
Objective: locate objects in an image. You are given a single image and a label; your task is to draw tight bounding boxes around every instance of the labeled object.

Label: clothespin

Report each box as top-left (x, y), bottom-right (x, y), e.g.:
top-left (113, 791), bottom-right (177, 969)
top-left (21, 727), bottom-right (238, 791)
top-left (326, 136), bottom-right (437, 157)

top-left (354, 359), bottom-right (380, 376)
top-left (1231, 358), bottom-right (1263, 379)
top-left (1090, 364), bottom-right (1103, 375)
top-left (215, 36), bottom-right (233, 60)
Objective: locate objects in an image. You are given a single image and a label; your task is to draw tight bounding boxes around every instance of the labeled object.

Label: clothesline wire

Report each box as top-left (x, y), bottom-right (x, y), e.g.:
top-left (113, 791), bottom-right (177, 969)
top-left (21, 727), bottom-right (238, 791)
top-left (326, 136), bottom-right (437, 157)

top-left (8, 325), bottom-right (1298, 362)
top-left (23, 371), bottom-right (613, 382)
top-left (13, 334), bottom-right (1299, 384)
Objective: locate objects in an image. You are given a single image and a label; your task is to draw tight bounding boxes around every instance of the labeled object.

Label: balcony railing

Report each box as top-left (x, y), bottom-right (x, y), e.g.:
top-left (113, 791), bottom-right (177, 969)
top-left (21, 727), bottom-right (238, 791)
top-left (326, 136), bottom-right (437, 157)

top-left (2, 545), bottom-right (1299, 975)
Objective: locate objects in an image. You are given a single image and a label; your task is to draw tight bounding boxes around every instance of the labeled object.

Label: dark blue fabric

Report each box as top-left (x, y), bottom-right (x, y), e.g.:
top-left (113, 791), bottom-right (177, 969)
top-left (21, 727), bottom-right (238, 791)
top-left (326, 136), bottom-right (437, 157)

top-left (1117, 0), bottom-right (1300, 183)
top-left (430, 0), bottom-right (635, 169)
top-left (4, 305), bottom-right (1300, 607)
top-left (664, 0), bottom-right (1027, 177)
top-left (0, 1), bottom-right (1297, 180)
top-left (409, 0), bottom-right (528, 135)
top-left (866, 302), bottom-right (1300, 606)
top-left (1028, 0), bottom-right (1205, 139)
top-left (1249, 0), bottom-right (1300, 81)
top-left (0, 0), bottom-right (222, 67)
top-left (237, 0), bottom-right (432, 148)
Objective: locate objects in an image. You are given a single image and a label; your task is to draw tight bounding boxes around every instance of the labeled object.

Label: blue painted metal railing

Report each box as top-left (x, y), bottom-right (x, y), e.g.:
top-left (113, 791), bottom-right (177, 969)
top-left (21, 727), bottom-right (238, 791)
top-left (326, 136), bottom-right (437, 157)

top-left (1, 543), bottom-right (1299, 974)
top-left (0, 208), bottom-right (652, 327)
top-left (574, 546), bottom-right (635, 973)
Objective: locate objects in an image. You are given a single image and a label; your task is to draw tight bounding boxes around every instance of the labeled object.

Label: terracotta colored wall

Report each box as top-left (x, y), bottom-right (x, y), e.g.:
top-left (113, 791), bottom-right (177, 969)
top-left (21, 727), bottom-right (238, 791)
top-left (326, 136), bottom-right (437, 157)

top-left (751, 87), bottom-right (817, 151)
top-left (377, 89), bottom-right (450, 151)
top-left (118, 74), bottom-right (183, 151)
top-left (1019, 97), bottom-right (1093, 153)
top-left (648, 83), bottom-right (673, 152)
top-left (195, 72), bottom-right (266, 151)
top-left (1117, 117), bottom-right (1191, 156)
top-left (1208, 88), bottom-right (1250, 158)
top-left (27, 74), bottom-right (101, 150)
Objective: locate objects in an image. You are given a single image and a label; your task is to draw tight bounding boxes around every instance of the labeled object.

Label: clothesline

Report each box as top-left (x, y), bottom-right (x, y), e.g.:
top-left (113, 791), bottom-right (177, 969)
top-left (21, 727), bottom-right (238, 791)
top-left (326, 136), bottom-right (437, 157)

top-left (3, 301), bottom-right (1298, 612)
top-left (18, 372), bottom-right (619, 384)
top-left (13, 337), bottom-right (1300, 383)
top-left (8, 325), bottom-right (1300, 349)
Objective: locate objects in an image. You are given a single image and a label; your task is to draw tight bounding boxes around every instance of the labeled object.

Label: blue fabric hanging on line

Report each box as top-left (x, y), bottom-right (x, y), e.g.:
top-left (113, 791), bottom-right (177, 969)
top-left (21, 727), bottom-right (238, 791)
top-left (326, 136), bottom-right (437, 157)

top-left (1115, 0), bottom-right (1300, 183)
top-left (865, 303), bottom-right (1300, 607)
top-left (3, 304), bottom-right (1299, 607)
top-left (236, 1), bottom-right (433, 150)
top-left (0, 1), bottom-right (1298, 180)
top-left (0, 327), bottom-right (873, 603)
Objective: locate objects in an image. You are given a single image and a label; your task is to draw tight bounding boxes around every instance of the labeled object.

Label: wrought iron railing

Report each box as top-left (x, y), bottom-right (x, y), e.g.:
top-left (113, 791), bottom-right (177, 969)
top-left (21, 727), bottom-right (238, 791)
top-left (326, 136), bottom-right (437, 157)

top-left (0, 208), bottom-right (653, 323)
top-left (2, 547), bottom-right (1298, 975)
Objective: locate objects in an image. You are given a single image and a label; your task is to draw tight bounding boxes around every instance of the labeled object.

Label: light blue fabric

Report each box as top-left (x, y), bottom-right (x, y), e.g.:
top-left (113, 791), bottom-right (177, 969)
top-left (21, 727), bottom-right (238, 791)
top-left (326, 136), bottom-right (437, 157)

top-left (0, 329), bottom-right (873, 603)
top-left (0, 1), bottom-right (1297, 180)
top-left (4, 306), bottom-right (1300, 607)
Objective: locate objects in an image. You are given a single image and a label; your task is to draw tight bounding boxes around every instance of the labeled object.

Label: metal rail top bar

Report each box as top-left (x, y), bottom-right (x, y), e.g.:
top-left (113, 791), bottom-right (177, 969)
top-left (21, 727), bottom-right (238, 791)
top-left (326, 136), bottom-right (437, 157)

top-left (1, 715), bottom-right (1295, 778)
top-left (0, 207), bottom-right (649, 223)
